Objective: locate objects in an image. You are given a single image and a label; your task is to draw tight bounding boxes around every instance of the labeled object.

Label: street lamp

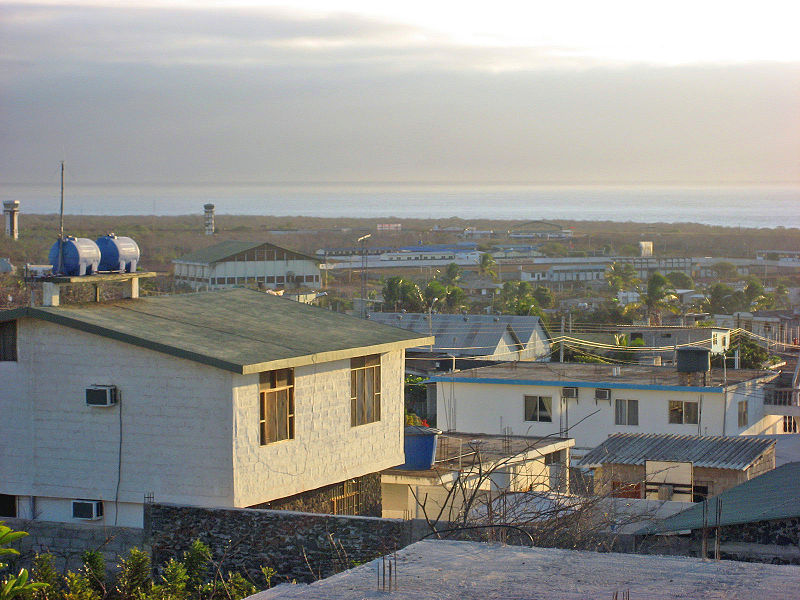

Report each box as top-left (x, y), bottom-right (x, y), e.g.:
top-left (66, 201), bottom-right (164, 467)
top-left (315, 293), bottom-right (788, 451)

top-left (357, 234), bottom-right (371, 318)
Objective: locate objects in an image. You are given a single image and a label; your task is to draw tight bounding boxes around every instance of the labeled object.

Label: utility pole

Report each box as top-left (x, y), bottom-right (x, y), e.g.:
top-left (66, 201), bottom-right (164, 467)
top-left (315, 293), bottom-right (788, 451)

top-left (357, 234), bottom-right (371, 318)
top-left (559, 316), bottom-right (565, 363)
top-left (57, 161), bottom-right (65, 275)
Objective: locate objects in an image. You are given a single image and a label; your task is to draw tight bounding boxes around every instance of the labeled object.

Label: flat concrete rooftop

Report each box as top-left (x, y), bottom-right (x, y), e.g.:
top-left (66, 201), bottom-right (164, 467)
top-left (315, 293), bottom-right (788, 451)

top-left (251, 539), bottom-right (800, 599)
top-left (431, 361), bottom-right (777, 390)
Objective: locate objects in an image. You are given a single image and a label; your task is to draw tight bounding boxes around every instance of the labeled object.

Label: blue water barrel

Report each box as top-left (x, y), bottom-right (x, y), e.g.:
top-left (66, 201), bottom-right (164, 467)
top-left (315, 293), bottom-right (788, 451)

top-left (48, 237), bottom-right (101, 276)
top-left (399, 426), bottom-right (442, 470)
top-left (96, 233), bottom-right (140, 272)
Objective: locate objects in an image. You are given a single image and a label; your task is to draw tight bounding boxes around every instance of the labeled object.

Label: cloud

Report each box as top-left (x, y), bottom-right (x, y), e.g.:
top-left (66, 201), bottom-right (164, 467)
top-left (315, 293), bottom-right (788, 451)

top-left (1, 3), bottom-right (798, 184)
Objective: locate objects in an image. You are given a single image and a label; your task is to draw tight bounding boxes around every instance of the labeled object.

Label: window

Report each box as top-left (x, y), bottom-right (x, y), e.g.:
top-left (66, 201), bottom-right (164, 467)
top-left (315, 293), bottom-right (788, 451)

top-left (259, 369), bottom-right (294, 444)
top-left (668, 400), bottom-right (699, 425)
top-left (738, 400), bottom-right (748, 428)
top-left (0, 320), bottom-right (17, 361)
top-left (0, 494), bottom-right (16, 518)
top-left (524, 395), bottom-right (552, 422)
top-left (351, 354), bottom-right (381, 426)
top-left (784, 416), bottom-right (798, 433)
top-left (330, 479), bottom-right (361, 515)
top-left (615, 399), bottom-right (638, 426)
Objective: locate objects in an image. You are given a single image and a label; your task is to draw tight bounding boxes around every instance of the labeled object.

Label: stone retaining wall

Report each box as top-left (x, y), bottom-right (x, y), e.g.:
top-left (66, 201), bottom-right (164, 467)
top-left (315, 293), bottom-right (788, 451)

top-left (144, 503), bottom-right (426, 584)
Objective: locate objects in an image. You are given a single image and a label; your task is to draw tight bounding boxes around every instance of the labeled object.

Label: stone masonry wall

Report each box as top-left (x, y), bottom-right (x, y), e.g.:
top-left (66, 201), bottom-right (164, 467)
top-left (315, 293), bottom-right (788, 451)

top-left (2, 517), bottom-right (146, 575)
top-left (144, 503), bottom-right (425, 584)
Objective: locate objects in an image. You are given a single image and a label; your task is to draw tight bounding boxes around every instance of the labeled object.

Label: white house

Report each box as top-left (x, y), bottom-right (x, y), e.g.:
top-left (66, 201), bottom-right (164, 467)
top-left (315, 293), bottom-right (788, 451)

top-left (431, 361), bottom-right (781, 457)
top-left (173, 240), bottom-right (321, 291)
top-left (0, 288), bottom-right (432, 527)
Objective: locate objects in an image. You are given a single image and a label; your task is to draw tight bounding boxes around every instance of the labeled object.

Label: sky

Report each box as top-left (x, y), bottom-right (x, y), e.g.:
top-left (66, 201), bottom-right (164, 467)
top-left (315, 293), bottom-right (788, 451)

top-left (1, 1), bottom-right (799, 186)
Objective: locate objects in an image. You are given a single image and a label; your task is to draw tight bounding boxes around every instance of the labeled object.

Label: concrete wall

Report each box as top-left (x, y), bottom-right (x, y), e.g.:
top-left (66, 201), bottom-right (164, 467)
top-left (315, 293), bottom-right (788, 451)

top-left (436, 380), bottom-right (770, 450)
top-left (1, 318), bottom-right (235, 527)
top-left (231, 349), bottom-right (405, 507)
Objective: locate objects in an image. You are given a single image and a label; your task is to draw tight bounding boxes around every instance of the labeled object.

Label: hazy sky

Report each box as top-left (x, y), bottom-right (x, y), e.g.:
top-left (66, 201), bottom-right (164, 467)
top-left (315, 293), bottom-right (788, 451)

top-left (2, 1), bottom-right (799, 185)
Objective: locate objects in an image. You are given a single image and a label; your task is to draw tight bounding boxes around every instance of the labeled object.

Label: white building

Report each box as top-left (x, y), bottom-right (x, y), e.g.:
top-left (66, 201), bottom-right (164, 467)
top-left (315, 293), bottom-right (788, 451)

top-left (0, 288), bottom-right (431, 527)
top-left (431, 361), bottom-right (781, 457)
top-left (173, 240), bottom-right (321, 291)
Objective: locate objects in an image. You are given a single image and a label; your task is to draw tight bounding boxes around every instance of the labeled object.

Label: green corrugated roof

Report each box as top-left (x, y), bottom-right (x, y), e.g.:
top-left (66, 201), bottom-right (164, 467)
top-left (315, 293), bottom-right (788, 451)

top-left (173, 240), bottom-right (320, 264)
top-left (639, 462), bottom-right (800, 534)
top-left (3, 288), bottom-right (432, 373)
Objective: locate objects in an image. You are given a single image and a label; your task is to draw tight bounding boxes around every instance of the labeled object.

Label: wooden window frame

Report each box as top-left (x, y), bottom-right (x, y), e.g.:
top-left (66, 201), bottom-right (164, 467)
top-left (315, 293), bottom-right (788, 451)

top-left (351, 354), bottom-right (381, 427)
top-left (330, 479), bottom-right (361, 515)
top-left (259, 368), bottom-right (295, 445)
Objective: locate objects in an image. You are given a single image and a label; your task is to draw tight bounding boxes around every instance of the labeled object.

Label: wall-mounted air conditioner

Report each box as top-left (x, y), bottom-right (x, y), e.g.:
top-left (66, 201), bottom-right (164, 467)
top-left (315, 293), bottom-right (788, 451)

top-left (562, 387), bottom-right (578, 399)
top-left (72, 499), bottom-right (103, 520)
top-left (86, 385), bottom-right (118, 407)
top-left (595, 388), bottom-right (611, 401)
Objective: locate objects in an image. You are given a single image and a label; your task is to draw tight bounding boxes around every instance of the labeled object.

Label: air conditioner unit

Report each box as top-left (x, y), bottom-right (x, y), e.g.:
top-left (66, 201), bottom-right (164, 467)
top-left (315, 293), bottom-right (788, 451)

top-left (595, 388), bottom-right (611, 401)
top-left (72, 499), bottom-right (103, 520)
top-left (86, 385), bottom-right (118, 407)
top-left (562, 387), bottom-right (578, 399)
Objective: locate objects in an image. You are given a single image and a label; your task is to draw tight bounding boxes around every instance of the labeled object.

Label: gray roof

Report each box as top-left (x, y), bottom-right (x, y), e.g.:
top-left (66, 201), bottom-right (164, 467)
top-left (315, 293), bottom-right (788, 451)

top-left (1, 288), bottom-right (432, 374)
top-left (367, 312), bottom-right (550, 358)
top-left (174, 240), bottom-right (319, 264)
top-left (578, 433), bottom-right (775, 470)
top-left (640, 462), bottom-right (800, 534)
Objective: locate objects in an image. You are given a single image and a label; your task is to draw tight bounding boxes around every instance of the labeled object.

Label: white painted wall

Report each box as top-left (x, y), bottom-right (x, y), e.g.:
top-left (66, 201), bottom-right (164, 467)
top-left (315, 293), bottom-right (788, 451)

top-left (2, 318), bottom-right (236, 527)
top-left (436, 380), bottom-right (769, 450)
top-left (232, 350), bottom-right (406, 506)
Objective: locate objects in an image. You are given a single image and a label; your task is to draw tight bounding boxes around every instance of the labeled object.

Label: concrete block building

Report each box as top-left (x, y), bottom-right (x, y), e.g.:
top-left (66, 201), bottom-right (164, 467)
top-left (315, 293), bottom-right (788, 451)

top-left (0, 288), bottom-right (431, 527)
top-left (173, 240), bottom-right (321, 291)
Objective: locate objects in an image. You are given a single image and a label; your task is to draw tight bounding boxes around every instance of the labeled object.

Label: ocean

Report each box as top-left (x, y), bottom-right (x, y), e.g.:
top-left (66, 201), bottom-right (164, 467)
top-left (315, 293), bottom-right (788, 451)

top-left (2, 183), bottom-right (798, 229)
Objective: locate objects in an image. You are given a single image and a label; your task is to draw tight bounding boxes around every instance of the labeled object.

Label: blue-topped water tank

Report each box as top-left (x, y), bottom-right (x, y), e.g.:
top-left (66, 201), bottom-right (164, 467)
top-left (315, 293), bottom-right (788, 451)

top-left (399, 426), bottom-right (442, 470)
top-left (96, 233), bottom-right (140, 273)
top-left (48, 237), bottom-right (101, 276)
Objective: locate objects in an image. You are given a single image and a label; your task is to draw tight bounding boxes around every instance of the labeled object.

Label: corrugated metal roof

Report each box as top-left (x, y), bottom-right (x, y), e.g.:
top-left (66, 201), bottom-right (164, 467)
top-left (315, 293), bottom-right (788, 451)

top-left (174, 240), bottom-right (319, 264)
top-left (640, 461), bottom-right (800, 534)
top-left (2, 288), bottom-right (431, 373)
top-left (367, 313), bottom-right (549, 358)
top-left (578, 433), bottom-right (774, 471)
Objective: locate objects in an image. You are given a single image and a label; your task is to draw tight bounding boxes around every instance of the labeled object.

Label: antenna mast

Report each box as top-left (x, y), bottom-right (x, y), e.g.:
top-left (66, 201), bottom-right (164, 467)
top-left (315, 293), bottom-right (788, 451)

top-left (57, 161), bottom-right (65, 274)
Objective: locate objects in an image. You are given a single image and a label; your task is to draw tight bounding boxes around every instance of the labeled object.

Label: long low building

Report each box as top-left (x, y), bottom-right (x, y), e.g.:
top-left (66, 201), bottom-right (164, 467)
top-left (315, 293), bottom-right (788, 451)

top-left (173, 240), bottom-right (321, 291)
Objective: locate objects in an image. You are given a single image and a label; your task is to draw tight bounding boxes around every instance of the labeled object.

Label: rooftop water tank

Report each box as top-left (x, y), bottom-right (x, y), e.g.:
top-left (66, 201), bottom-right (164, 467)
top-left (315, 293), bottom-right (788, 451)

top-left (398, 426), bottom-right (442, 470)
top-left (48, 237), bottom-right (101, 276)
top-left (676, 347), bottom-right (711, 373)
top-left (96, 233), bottom-right (140, 273)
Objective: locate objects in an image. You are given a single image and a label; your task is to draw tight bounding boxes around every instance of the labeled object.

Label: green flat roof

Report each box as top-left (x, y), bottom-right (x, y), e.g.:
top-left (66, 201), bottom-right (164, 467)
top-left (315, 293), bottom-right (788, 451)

top-left (2, 288), bottom-right (432, 373)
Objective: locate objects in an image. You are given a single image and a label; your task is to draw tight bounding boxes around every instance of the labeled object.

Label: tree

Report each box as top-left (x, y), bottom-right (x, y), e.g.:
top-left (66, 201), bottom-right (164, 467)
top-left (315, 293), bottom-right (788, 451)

top-left (423, 280), bottom-right (447, 307)
top-left (442, 263), bottom-right (462, 286)
top-left (711, 262), bottom-right (739, 280)
top-left (539, 242), bottom-right (568, 258)
top-left (625, 272), bottom-right (677, 325)
top-left (604, 262), bottom-right (639, 292)
top-left (478, 253), bottom-right (498, 281)
top-left (532, 286), bottom-right (554, 309)
top-left (443, 286), bottom-right (467, 312)
top-left (382, 277), bottom-right (424, 312)
top-left (666, 271), bottom-right (693, 290)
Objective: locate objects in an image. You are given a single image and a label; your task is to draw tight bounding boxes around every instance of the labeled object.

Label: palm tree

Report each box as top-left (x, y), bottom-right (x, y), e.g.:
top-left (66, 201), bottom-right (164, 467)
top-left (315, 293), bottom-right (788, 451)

top-left (478, 253), bottom-right (498, 281)
top-left (626, 272), bottom-right (677, 325)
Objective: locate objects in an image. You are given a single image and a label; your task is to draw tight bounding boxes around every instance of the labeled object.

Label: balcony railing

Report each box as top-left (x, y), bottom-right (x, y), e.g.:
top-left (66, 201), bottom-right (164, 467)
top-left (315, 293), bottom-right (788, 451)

top-left (765, 387), bottom-right (799, 406)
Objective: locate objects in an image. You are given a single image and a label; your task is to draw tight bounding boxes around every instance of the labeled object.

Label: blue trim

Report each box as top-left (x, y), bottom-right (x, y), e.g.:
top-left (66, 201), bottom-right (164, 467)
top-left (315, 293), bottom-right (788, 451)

top-left (428, 376), bottom-right (724, 393)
